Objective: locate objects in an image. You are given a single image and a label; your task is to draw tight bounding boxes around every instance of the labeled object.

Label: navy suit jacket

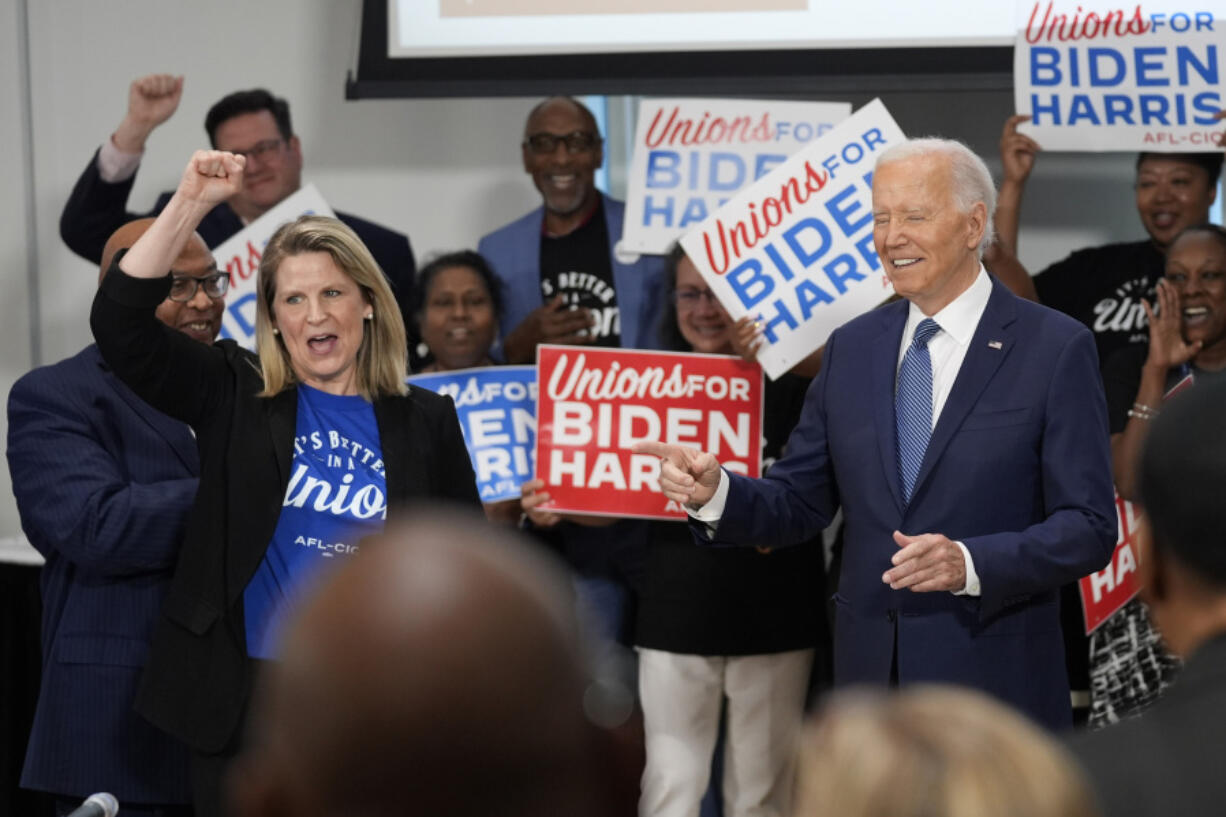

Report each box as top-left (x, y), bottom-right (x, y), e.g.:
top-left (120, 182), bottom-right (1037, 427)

top-left (710, 277), bottom-right (1116, 729)
top-left (477, 194), bottom-right (668, 352)
top-left (6, 345), bottom-right (195, 803)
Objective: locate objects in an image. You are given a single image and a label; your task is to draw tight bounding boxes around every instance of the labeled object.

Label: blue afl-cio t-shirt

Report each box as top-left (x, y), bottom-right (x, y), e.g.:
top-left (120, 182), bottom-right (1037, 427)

top-left (244, 384), bottom-right (387, 659)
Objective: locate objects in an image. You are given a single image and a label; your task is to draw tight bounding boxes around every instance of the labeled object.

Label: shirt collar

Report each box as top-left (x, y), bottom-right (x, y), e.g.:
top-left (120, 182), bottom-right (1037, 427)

top-left (905, 265), bottom-right (991, 347)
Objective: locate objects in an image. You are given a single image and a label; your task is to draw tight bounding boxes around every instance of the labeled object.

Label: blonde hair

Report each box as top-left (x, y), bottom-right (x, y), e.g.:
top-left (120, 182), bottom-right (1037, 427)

top-left (794, 686), bottom-right (1100, 817)
top-left (255, 215), bottom-right (407, 400)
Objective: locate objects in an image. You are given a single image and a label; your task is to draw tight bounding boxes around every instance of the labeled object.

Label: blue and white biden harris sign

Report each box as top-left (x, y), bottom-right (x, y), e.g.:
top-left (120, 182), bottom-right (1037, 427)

top-left (407, 366), bottom-right (537, 503)
top-left (622, 98), bottom-right (851, 257)
top-left (679, 99), bottom-right (906, 380)
top-left (1014, 0), bottom-right (1224, 151)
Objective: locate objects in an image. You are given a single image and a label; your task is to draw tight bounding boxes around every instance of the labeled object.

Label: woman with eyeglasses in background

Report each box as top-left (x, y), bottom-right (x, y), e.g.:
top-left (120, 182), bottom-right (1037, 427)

top-left (525, 245), bottom-right (832, 817)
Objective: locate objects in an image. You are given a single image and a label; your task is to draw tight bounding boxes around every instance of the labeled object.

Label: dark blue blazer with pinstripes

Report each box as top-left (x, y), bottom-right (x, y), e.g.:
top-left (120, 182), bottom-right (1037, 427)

top-left (7, 344), bottom-right (195, 804)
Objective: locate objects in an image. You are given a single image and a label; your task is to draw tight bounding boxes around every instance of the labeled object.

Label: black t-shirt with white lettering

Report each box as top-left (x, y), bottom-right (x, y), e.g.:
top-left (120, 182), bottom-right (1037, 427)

top-left (1034, 240), bottom-right (1163, 371)
top-left (1033, 238), bottom-right (1163, 711)
top-left (539, 200), bottom-right (622, 348)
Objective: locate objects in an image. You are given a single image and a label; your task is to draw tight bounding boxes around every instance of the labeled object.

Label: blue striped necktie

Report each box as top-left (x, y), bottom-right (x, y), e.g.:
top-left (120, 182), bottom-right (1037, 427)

top-left (896, 318), bottom-right (941, 505)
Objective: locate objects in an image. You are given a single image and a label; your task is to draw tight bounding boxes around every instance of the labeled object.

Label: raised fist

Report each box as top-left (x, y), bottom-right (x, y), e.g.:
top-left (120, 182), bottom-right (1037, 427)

top-left (178, 150), bottom-right (246, 208)
top-left (127, 74), bottom-right (183, 130)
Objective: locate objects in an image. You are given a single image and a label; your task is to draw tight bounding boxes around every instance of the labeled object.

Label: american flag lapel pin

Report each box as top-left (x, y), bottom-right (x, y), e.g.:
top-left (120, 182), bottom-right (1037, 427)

top-left (988, 340), bottom-right (1003, 350)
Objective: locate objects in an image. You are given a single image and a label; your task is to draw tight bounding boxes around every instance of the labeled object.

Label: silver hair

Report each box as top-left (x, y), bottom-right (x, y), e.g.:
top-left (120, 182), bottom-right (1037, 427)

top-left (875, 138), bottom-right (996, 256)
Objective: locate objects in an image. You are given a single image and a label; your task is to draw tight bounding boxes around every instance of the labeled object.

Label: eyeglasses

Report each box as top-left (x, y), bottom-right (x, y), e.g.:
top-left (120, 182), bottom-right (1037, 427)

top-left (523, 131), bottom-right (602, 155)
top-left (229, 138), bottom-right (286, 162)
top-left (674, 288), bottom-right (718, 308)
top-left (169, 272), bottom-right (230, 303)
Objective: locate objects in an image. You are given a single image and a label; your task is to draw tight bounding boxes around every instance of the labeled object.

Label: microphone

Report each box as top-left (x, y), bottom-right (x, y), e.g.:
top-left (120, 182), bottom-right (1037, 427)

top-left (64, 793), bottom-right (119, 817)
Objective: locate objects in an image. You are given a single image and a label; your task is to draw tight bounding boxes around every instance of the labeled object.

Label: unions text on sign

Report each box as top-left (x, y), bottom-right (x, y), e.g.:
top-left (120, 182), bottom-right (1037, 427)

top-left (534, 345), bottom-right (762, 520)
top-left (1014, 1), bottom-right (1223, 151)
top-left (679, 99), bottom-right (906, 380)
top-left (621, 98), bottom-right (851, 257)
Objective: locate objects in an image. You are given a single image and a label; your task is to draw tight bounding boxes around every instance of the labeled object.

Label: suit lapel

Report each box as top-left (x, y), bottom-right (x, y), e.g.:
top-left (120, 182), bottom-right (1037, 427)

top-left (910, 280), bottom-right (1017, 501)
top-left (375, 393), bottom-right (427, 510)
top-left (96, 349), bottom-right (199, 472)
top-left (872, 305), bottom-right (908, 514)
top-left (267, 388), bottom-right (298, 488)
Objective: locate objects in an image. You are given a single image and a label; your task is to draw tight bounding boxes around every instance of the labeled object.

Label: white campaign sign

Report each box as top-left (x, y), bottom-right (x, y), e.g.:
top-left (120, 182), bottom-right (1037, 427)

top-left (679, 99), bottom-right (905, 380)
top-left (214, 184), bottom-right (335, 350)
top-left (1014, 1), bottom-right (1224, 151)
top-left (621, 98), bottom-right (851, 257)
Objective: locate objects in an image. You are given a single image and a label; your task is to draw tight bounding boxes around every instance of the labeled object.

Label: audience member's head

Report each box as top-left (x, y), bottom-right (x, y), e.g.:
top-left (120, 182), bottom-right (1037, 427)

top-left (1163, 223), bottom-right (1226, 369)
top-left (229, 510), bottom-right (638, 817)
top-left (1132, 152), bottom-right (1221, 250)
top-left (1137, 377), bottom-right (1226, 658)
top-left (521, 96), bottom-right (604, 233)
top-left (254, 215), bottom-right (407, 400)
top-left (659, 244), bottom-right (734, 354)
top-left (793, 686), bottom-right (1100, 817)
top-left (204, 88), bottom-right (303, 219)
top-left (412, 250), bottom-right (503, 371)
top-left (101, 218), bottom-right (225, 344)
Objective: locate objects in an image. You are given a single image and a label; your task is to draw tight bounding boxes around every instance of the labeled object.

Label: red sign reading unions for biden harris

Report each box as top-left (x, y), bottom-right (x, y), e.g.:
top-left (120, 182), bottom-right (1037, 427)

top-left (679, 99), bottom-right (906, 380)
top-left (534, 345), bottom-right (763, 521)
top-left (1079, 493), bottom-right (1143, 634)
top-left (1014, 1), bottom-right (1224, 151)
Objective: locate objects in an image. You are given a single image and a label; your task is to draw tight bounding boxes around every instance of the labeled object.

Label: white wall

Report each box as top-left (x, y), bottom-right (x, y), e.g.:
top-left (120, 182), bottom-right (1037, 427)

top-left (1, 0), bottom-right (1147, 556)
top-left (26, 1), bottom-right (542, 365)
top-left (0, 0), bottom-right (36, 561)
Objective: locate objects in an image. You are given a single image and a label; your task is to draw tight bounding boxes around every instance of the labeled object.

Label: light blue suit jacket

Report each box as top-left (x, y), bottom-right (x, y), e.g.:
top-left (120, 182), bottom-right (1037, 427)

top-left (478, 194), bottom-right (668, 352)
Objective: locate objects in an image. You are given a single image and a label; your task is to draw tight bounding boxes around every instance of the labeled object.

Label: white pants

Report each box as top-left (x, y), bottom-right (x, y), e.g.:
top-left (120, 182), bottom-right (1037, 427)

top-left (638, 648), bottom-right (814, 817)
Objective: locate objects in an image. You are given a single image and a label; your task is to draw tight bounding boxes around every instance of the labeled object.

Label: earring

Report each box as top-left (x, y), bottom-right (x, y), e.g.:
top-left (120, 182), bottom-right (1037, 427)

top-left (416, 342), bottom-right (429, 359)
top-left (272, 328), bottom-right (279, 335)
top-left (364, 313), bottom-right (373, 321)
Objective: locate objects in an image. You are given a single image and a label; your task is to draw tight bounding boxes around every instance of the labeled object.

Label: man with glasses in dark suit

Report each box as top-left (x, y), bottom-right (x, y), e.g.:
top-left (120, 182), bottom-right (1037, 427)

top-left (8, 218), bottom-right (224, 816)
top-left (60, 74), bottom-right (420, 363)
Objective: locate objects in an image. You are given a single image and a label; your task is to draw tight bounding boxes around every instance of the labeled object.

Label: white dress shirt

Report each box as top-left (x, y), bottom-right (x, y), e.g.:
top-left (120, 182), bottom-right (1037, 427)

top-left (98, 137), bottom-right (143, 183)
top-left (692, 266), bottom-right (993, 596)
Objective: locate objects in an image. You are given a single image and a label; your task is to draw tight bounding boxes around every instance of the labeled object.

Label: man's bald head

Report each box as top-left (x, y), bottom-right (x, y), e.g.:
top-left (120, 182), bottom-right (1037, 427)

top-left (100, 219), bottom-right (223, 344)
top-left (523, 96), bottom-right (599, 139)
top-left (231, 510), bottom-right (636, 817)
top-left (520, 97), bottom-right (604, 234)
top-left (101, 218), bottom-right (156, 281)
